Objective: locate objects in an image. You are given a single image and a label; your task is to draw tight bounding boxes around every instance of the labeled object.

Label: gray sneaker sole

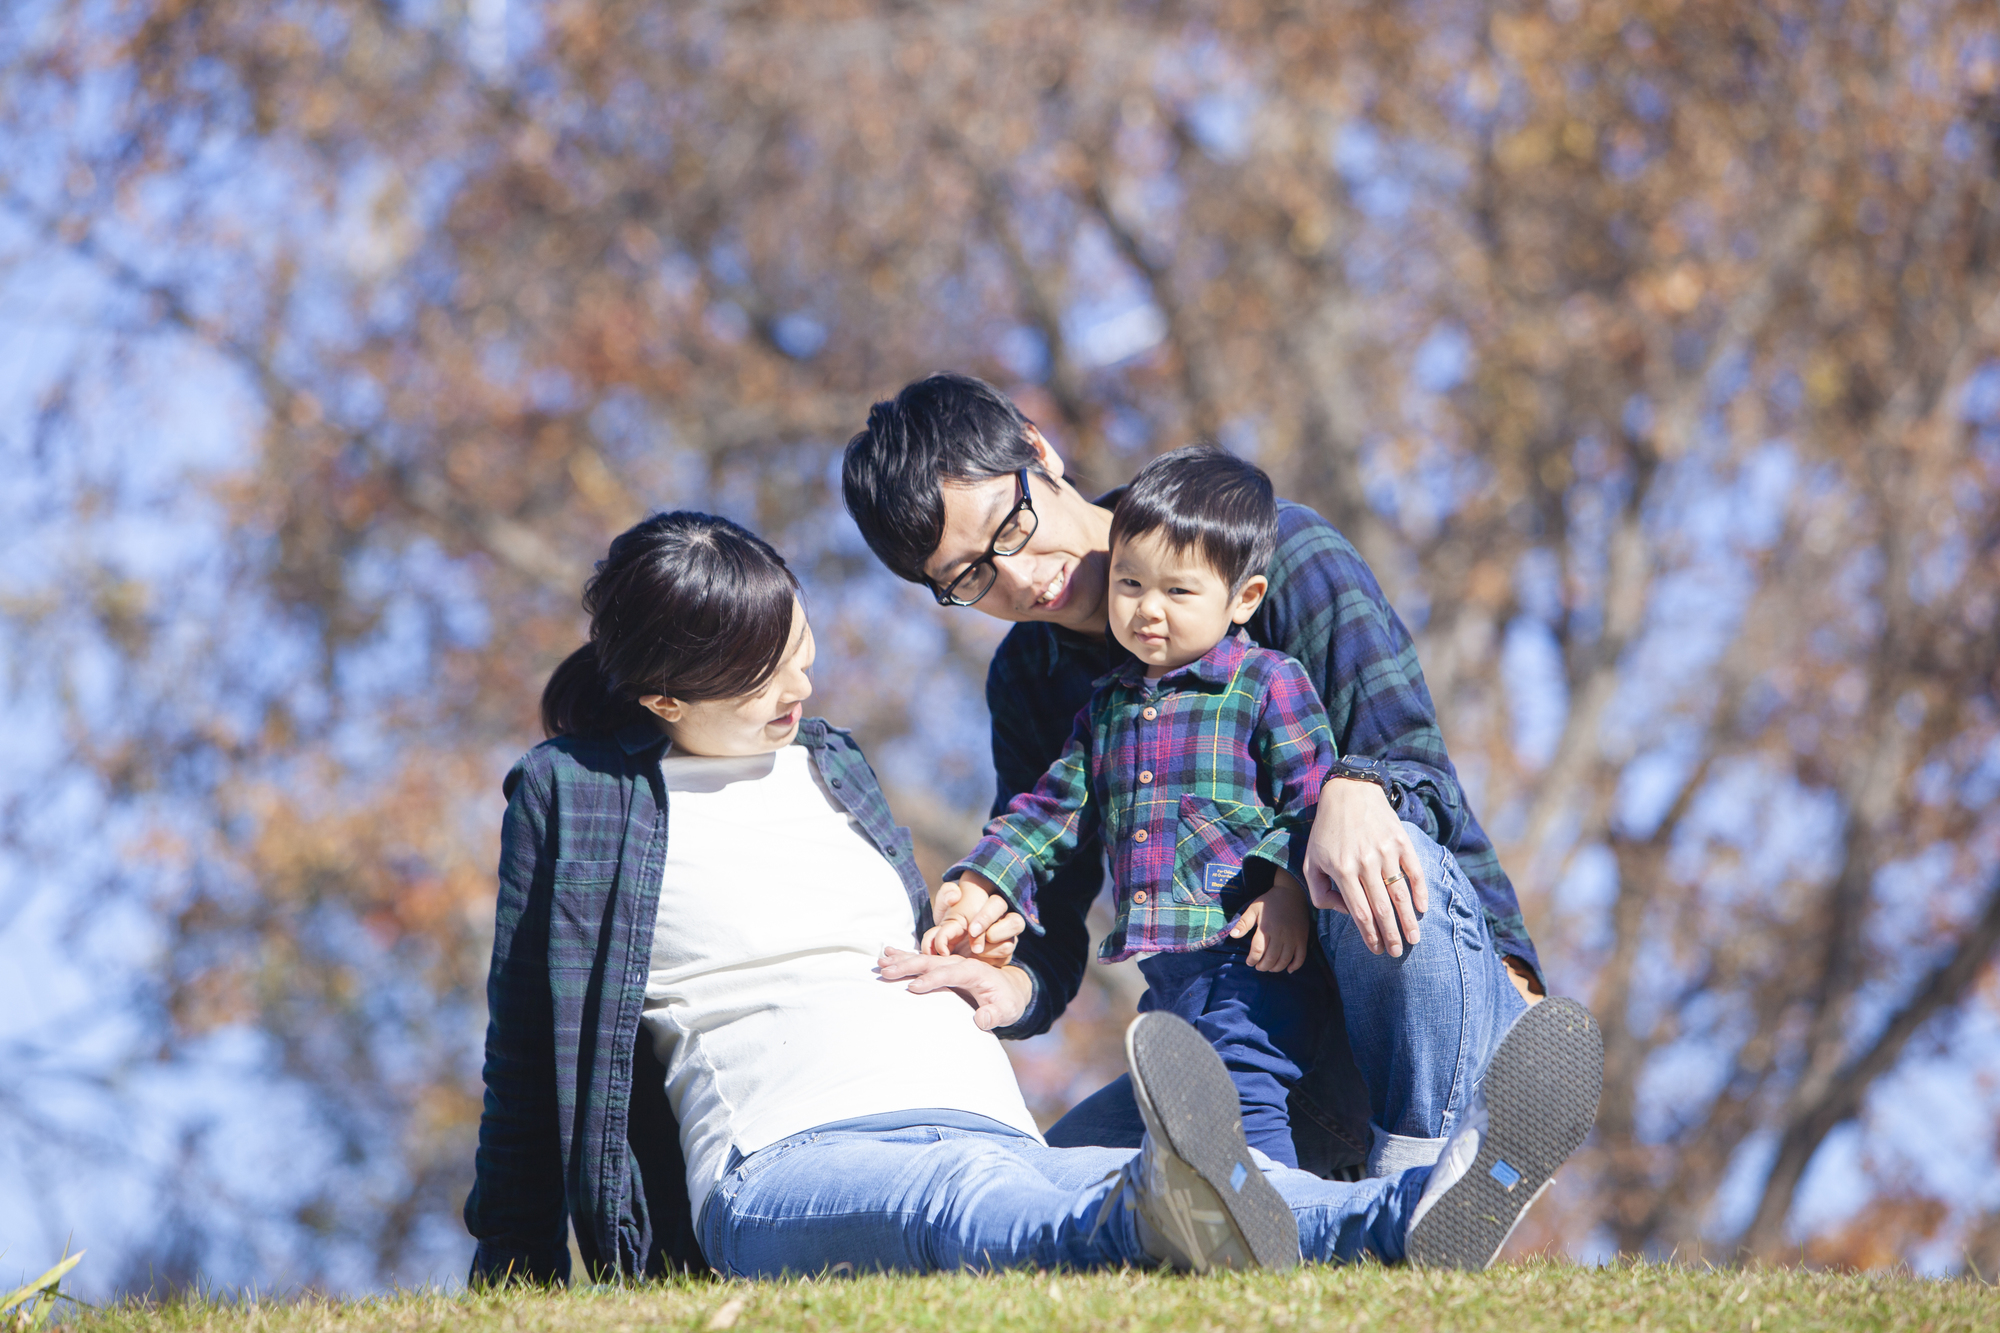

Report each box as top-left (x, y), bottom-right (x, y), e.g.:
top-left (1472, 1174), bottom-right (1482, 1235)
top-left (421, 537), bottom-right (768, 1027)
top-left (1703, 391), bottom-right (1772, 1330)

top-left (1406, 996), bottom-right (1604, 1271)
top-left (1126, 1012), bottom-right (1300, 1270)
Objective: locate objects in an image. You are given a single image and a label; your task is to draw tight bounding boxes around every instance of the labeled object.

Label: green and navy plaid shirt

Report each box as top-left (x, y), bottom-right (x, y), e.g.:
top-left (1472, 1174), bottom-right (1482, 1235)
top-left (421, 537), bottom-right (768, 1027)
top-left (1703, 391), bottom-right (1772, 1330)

top-left (986, 498), bottom-right (1540, 1041)
top-left (951, 633), bottom-right (1334, 961)
top-left (463, 717), bottom-right (923, 1284)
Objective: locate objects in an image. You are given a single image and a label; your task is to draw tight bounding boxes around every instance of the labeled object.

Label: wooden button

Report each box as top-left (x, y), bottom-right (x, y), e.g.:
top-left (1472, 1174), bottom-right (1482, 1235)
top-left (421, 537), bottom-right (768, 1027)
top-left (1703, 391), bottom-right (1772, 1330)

top-left (1134, 829), bottom-right (1149, 843)
top-left (1139, 770), bottom-right (1154, 784)
top-left (1133, 890), bottom-right (1149, 904)
top-left (1142, 706), bottom-right (1158, 721)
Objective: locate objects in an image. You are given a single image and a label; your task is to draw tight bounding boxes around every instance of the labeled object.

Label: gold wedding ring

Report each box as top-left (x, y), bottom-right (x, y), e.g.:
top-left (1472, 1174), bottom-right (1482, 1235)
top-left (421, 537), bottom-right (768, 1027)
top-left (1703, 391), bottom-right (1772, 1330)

top-left (1383, 872), bottom-right (1406, 887)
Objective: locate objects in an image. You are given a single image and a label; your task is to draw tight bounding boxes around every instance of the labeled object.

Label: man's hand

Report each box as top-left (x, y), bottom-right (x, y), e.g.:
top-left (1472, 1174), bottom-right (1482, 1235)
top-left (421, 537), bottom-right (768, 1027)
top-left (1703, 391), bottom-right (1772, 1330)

top-left (1228, 868), bottom-right (1312, 972)
top-left (924, 871), bottom-right (1024, 965)
top-left (1303, 777), bottom-right (1428, 957)
top-left (877, 946), bottom-right (1032, 1031)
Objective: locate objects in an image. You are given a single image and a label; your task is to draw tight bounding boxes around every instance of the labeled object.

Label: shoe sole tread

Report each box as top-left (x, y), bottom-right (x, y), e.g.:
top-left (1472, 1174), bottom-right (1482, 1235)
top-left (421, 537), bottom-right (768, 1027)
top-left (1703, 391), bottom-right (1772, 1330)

top-left (1406, 996), bottom-right (1604, 1271)
top-left (1127, 1012), bottom-right (1300, 1271)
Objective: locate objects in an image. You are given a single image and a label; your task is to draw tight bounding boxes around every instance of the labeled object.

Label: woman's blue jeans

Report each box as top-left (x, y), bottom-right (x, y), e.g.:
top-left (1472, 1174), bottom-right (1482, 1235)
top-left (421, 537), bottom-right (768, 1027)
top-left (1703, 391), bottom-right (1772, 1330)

top-left (696, 1111), bottom-right (1427, 1277)
top-left (1047, 822), bottom-right (1528, 1176)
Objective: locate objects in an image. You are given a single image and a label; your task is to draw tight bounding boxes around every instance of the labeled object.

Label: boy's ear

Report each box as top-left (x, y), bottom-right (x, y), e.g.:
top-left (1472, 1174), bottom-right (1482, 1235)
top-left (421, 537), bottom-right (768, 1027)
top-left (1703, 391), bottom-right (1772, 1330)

top-left (1229, 574), bottom-right (1269, 625)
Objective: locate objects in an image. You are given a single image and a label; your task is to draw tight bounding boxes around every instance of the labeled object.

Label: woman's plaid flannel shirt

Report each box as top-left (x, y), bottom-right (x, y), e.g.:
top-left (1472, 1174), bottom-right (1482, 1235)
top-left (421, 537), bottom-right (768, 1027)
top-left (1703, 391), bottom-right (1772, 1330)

top-left (949, 632), bottom-right (1335, 962)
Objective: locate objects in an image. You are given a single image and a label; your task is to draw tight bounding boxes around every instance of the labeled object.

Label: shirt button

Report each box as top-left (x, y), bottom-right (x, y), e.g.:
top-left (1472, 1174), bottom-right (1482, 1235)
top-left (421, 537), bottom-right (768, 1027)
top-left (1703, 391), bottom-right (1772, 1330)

top-left (1133, 890), bottom-right (1148, 904)
top-left (1134, 829), bottom-right (1148, 843)
top-left (1139, 770), bottom-right (1154, 784)
top-left (1141, 707), bottom-right (1158, 721)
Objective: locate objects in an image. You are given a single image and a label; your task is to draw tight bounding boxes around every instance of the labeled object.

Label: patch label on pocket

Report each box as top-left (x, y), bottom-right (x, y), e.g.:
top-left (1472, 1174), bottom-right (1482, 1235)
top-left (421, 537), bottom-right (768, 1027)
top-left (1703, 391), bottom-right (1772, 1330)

top-left (1203, 861), bottom-right (1244, 896)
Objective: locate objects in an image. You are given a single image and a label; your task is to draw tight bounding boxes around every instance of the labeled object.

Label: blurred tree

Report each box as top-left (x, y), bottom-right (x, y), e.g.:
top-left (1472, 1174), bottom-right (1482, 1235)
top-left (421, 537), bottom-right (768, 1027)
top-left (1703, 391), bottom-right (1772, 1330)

top-left (3, 0), bottom-right (1999, 1285)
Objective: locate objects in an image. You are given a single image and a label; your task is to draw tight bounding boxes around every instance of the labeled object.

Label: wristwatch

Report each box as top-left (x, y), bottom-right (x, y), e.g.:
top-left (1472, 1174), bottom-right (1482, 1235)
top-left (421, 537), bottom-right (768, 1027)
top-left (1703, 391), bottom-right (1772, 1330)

top-left (1328, 757), bottom-right (1406, 806)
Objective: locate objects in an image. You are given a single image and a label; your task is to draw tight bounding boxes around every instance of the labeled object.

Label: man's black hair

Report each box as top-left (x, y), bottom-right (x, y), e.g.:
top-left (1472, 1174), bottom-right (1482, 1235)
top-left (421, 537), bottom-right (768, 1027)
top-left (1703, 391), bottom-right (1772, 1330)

top-left (841, 373), bottom-right (1046, 586)
top-left (1109, 445), bottom-right (1278, 592)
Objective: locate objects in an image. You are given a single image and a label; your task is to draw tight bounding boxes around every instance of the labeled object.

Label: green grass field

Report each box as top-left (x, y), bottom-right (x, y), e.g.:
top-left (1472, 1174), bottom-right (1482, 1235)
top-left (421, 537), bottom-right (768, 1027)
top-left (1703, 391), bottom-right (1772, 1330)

top-left (51, 1263), bottom-right (2000, 1333)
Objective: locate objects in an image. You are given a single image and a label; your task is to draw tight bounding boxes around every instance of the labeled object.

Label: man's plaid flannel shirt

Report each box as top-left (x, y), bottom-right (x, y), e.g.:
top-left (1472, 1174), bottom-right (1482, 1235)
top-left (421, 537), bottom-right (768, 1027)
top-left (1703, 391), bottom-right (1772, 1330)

top-left (950, 632), bottom-right (1335, 962)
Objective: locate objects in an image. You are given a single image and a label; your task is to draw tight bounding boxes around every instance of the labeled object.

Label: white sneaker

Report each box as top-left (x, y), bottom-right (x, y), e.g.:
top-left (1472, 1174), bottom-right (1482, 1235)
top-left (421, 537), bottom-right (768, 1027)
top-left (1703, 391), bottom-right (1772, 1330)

top-left (1404, 996), bottom-right (1603, 1270)
top-left (1120, 1012), bottom-right (1299, 1272)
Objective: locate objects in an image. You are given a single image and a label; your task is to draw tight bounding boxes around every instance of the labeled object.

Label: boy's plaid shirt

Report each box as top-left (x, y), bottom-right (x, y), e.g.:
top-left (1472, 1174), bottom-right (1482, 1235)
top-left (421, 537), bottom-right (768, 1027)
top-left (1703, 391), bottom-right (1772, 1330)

top-left (984, 500), bottom-right (1541, 1039)
top-left (951, 632), bottom-right (1335, 961)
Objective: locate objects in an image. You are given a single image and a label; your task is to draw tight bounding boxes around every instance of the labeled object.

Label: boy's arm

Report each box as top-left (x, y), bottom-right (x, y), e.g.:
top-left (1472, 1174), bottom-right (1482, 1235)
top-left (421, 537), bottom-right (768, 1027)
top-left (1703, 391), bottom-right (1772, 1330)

top-left (1250, 656), bottom-right (1339, 881)
top-left (945, 702), bottom-right (1101, 935)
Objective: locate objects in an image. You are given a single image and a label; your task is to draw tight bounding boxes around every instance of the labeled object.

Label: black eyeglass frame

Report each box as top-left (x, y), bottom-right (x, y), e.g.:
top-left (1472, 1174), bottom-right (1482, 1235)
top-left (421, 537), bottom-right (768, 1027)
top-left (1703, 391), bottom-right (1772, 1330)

top-left (931, 468), bottom-right (1039, 607)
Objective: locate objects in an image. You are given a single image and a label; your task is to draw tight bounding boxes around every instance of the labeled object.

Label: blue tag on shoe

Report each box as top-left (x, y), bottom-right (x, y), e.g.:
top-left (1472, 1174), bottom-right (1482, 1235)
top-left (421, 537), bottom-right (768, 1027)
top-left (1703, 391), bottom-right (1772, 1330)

top-left (1230, 1162), bottom-right (1248, 1192)
top-left (1489, 1159), bottom-right (1523, 1191)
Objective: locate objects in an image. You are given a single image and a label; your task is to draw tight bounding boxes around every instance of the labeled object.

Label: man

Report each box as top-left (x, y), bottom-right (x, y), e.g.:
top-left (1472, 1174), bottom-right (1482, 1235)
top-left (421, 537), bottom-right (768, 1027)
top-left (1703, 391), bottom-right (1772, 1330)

top-left (844, 374), bottom-right (1547, 1179)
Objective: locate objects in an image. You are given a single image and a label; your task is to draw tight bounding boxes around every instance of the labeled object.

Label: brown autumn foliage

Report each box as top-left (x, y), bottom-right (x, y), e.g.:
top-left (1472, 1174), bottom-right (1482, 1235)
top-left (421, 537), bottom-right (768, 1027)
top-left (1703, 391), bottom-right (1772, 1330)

top-left (4, 0), bottom-right (2000, 1286)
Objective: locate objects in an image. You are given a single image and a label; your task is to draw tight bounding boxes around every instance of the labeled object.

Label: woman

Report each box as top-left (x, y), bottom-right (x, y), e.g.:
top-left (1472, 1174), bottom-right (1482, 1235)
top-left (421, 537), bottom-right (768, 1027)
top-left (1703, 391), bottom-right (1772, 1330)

top-left (462, 510), bottom-right (1600, 1281)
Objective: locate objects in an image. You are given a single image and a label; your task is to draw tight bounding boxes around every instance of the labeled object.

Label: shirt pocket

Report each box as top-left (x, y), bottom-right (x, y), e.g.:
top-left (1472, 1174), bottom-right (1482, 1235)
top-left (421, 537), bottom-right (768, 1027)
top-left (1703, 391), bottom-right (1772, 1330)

top-left (1171, 796), bottom-right (1274, 906)
top-left (549, 857), bottom-right (622, 938)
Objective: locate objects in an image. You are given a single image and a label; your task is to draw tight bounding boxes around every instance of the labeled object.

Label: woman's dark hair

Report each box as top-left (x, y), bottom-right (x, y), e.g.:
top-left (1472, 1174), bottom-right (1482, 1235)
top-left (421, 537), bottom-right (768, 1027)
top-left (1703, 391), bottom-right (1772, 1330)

top-left (541, 511), bottom-right (802, 738)
top-left (1110, 446), bottom-right (1278, 592)
top-left (841, 373), bottom-right (1049, 586)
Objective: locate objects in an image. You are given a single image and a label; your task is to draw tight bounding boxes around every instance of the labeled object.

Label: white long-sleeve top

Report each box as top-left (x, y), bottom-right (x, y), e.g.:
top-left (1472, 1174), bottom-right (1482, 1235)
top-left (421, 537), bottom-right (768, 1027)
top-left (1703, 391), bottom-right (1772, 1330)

top-left (640, 744), bottom-right (1043, 1212)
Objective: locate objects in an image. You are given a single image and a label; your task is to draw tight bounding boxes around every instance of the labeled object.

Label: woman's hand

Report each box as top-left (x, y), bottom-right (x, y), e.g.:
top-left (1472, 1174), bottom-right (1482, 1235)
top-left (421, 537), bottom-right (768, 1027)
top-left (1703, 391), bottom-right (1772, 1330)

top-left (1303, 778), bottom-right (1427, 957)
top-left (877, 947), bottom-right (1032, 1031)
top-left (923, 872), bottom-right (1025, 965)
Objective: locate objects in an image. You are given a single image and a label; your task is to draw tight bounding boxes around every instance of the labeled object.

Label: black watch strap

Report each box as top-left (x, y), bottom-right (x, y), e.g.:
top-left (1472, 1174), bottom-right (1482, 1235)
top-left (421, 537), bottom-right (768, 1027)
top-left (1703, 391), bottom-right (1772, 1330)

top-left (1328, 757), bottom-right (1405, 804)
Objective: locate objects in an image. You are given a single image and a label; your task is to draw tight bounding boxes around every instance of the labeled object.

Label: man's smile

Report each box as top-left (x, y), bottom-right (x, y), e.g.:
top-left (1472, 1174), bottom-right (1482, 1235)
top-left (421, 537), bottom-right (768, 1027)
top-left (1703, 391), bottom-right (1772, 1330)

top-left (1033, 563), bottom-right (1070, 610)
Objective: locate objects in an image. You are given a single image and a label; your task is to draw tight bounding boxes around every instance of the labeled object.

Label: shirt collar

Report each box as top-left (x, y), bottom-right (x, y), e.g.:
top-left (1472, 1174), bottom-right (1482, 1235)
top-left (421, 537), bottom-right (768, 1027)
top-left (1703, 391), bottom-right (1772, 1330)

top-left (1102, 628), bottom-right (1250, 692)
top-left (624, 716), bottom-right (833, 757)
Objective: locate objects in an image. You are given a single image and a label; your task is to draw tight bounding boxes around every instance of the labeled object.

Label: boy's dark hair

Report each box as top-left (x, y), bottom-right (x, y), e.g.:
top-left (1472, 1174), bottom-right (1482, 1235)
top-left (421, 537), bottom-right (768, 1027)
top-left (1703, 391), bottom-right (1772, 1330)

top-left (541, 511), bottom-right (801, 738)
top-left (1110, 446), bottom-right (1278, 592)
top-left (841, 373), bottom-right (1047, 586)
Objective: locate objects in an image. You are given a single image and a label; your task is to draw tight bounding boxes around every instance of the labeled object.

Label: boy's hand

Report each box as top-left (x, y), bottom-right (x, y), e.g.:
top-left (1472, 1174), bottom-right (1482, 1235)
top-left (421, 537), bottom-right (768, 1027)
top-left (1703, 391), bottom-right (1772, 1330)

top-left (923, 871), bottom-right (1024, 966)
top-left (1229, 868), bottom-right (1312, 973)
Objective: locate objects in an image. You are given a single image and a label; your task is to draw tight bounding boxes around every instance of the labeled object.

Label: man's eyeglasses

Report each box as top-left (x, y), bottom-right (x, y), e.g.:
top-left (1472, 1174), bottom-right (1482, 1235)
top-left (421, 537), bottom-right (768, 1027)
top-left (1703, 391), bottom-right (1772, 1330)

top-left (932, 468), bottom-right (1039, 607)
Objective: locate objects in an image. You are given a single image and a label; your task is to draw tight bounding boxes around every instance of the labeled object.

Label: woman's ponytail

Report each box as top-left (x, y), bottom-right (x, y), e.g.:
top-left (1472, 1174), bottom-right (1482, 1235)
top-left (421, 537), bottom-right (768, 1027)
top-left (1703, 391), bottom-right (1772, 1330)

top-left (541, 642), bottom-right (650, 739)
top-left (540, 511), bottom-right (802, 739)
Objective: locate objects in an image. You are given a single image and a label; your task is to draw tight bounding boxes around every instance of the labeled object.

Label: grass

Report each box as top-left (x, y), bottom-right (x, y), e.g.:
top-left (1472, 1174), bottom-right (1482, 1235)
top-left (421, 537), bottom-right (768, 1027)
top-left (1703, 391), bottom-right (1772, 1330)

top-left (55, 1261), bottom-right (2000, 1333)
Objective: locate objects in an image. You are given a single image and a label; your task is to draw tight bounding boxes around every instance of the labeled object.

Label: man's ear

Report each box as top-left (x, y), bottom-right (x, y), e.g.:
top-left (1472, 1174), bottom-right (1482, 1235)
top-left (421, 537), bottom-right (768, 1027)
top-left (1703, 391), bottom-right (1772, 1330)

top-left (1229, 574), bottom-right (1270, 625)
top-left (638, 694), bottom-right (683, 723)
top-left (1023, 424), bottom-right (1066, 485)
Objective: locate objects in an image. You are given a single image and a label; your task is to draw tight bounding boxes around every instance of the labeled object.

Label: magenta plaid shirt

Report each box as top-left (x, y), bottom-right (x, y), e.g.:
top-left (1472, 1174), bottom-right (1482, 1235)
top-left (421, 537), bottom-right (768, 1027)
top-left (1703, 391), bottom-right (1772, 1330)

top-left (949, 632), bottom-right (1336, 961)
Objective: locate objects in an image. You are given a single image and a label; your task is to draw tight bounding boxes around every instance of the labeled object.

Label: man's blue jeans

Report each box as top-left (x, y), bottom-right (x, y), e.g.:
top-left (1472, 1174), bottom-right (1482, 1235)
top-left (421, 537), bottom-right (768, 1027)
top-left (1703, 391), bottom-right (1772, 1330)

top-left (697, 1111), bottom-right (1428, 1277)
top-left (1047, 823), bottom-right (1527, 1177)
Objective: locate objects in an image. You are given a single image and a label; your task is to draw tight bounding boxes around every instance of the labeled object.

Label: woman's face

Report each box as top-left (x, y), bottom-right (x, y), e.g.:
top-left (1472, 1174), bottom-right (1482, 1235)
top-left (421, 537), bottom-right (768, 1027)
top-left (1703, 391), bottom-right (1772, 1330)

top-left (640, 599), bottom-right (815, 757)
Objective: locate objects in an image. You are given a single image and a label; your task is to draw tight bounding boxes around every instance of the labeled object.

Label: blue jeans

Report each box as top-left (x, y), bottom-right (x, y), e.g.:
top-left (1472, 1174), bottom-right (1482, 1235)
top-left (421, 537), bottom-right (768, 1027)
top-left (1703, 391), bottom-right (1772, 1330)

top-left (697, 1110), bottom-right (1428, 1277)
top-left (1048, 823), bottom-right (1527, 1177)
top-left (1135, 940), bottom-right (1331, 1167)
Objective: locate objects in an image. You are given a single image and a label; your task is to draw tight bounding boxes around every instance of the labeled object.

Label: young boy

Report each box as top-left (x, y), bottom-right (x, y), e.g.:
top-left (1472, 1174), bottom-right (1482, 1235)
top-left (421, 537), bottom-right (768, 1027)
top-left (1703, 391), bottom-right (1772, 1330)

top-left (929, 445), bottom-right (1338, 1166)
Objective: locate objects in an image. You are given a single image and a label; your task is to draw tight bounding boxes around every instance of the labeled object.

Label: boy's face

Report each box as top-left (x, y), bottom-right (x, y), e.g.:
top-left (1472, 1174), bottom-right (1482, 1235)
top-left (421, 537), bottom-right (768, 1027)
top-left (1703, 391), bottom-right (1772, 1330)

top-left (1108, 530), bottom-right (1268, 678)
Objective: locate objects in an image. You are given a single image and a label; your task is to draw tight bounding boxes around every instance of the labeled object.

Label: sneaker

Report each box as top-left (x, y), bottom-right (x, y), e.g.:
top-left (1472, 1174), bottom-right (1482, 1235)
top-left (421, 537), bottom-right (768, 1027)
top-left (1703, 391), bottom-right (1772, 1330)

top-left (1404, 996), bottom-right (1603, 1270)
top-left (1121, 1011), bottom-right (1300, 1272)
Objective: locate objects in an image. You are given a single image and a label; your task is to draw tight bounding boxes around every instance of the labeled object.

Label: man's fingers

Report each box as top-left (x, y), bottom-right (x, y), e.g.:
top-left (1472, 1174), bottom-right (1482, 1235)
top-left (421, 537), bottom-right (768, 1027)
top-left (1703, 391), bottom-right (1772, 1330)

top-left (964, 893), bottom-right (1010, 947)
top-left (1386, 862), bottom-right (1422, 950)
top-left (983, 912), bottom-right (1025, 945)
top-left (1303, 861), bottom-right (1344, 913)
top-left (1400, 833), bottom-right (1430, 918)
top-left (1335, 865), bottom-right (1381, 953)
top-left (1361, 859), bottom-right (1407, 957)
